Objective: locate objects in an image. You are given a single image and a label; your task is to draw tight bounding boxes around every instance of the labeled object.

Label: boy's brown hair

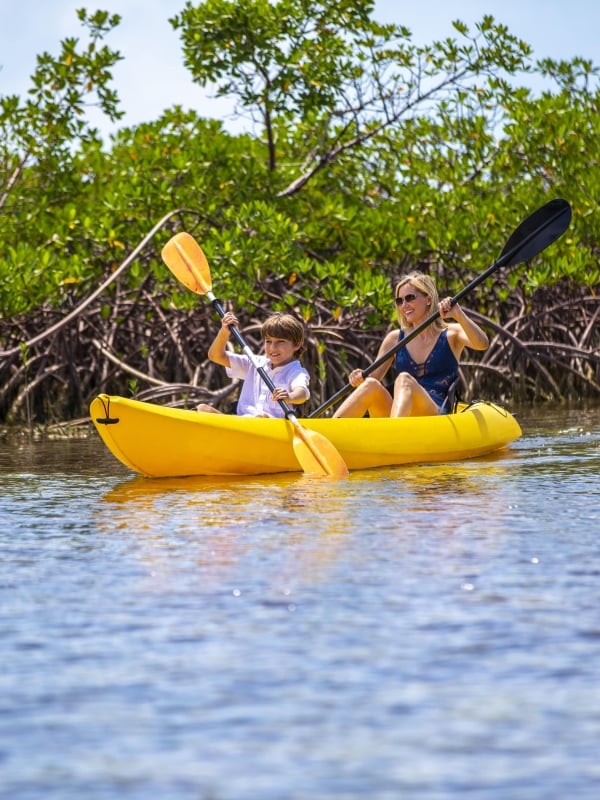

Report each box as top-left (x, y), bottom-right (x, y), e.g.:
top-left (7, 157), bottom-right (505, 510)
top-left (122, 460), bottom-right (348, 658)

top-left (261, 313), bottom-right (305, 357)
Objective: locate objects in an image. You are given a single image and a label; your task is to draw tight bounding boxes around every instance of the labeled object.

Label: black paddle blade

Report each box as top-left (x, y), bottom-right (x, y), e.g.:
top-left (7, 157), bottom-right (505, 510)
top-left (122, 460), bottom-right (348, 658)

top-left (499, 198), bottom-right (571, 267)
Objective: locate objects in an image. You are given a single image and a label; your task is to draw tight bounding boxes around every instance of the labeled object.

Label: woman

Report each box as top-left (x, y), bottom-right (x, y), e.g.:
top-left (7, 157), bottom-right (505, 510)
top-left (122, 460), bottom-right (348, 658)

top-left (333, 272), bottom-right (489, 418)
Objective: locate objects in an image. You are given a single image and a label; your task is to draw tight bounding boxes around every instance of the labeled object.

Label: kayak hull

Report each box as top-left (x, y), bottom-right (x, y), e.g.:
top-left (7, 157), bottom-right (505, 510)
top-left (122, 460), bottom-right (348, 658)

top-left (90, 394), bottom-right (521, 477)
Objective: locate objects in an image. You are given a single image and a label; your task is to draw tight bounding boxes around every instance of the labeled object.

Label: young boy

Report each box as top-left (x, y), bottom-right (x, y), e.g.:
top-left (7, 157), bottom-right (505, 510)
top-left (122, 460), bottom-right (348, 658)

top-left (197, 311), bottom-right (310, 417)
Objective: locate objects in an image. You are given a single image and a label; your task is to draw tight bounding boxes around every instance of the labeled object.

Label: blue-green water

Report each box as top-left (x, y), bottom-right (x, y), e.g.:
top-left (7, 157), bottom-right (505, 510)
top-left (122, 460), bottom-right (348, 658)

top-left (1, 405), bottom-right (599, 799)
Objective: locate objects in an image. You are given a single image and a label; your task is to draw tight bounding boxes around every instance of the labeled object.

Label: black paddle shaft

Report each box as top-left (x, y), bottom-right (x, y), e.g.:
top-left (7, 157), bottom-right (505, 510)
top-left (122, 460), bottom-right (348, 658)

top-left (308, 198), bottom-right (572, 418)
top-left (210, 297), bottom-right (298, 419)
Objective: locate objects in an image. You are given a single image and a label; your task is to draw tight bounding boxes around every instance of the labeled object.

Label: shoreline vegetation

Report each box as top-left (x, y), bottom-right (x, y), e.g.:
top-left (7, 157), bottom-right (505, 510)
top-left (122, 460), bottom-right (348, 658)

top-left (1, 6), bottom-right (599, 425)
top-left (1, 257), bottom-right (599, 426)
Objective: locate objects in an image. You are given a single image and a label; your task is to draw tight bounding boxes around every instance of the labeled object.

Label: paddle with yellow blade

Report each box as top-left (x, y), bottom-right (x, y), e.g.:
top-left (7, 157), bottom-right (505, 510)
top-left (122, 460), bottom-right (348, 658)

top-left (161, 232), bottom-right (349, 478)
top-left (308, 197), bottom-right (572, 418)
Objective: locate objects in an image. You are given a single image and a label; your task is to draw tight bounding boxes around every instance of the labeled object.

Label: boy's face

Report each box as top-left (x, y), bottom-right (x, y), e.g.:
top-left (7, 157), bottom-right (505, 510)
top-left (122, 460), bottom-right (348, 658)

top-left (263, 336), bottom-right (300, 367)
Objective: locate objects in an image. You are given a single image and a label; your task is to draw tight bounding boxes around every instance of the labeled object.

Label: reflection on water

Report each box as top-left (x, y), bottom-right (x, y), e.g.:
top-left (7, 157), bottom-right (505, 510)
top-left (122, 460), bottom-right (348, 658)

top-left (0, 425), bottom-right (127, 477)
top-left (94, 452), bottom-right (523, 590)
top-left (98, 473), bottom-right (360, 595)
top-left (1, 404), bottom-right (600, 799)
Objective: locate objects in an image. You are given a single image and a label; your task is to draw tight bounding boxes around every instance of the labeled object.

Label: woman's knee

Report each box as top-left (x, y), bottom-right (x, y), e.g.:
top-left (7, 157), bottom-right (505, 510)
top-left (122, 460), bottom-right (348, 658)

top-left (362, 376), bottom-right (382, 392)
top-left (360, 377), bottom-right (391, 402)
top-left (394, 372), bottom-right (417, 391)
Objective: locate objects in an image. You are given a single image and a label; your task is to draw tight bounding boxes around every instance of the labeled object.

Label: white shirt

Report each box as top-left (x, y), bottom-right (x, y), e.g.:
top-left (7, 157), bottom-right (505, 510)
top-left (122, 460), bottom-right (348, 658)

top-left (226, 353), bottom-right (310, 417)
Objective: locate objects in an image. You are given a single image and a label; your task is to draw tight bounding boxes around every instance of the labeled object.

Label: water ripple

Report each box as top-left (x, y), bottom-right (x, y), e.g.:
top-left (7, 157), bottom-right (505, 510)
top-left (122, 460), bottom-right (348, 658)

top-left (1, 406), bottom-right (600, 798)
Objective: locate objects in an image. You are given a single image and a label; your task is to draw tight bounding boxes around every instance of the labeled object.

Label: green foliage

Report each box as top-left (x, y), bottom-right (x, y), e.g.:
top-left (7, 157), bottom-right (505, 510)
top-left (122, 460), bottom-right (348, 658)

top-left (1, 2), bottom-right (598, 331)
top-left (171, 0), bottom-right (385, 134)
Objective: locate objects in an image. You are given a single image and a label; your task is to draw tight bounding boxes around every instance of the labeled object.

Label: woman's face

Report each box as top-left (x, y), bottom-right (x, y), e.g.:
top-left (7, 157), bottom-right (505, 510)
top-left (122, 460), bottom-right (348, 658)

top-left (394, 284), bottom-right (430, 323)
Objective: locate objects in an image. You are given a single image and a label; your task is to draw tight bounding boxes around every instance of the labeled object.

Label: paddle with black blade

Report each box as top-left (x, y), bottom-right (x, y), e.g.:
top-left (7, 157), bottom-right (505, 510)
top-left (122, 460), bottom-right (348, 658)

top-left (308, 197), bottom-right (572, 419)
top-left (161, 232), bottom-right (349, 478)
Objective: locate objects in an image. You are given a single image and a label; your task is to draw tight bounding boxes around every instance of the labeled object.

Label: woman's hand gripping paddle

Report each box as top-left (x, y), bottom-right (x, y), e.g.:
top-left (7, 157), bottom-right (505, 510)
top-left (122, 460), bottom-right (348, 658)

top-left (308, 197), bottom-right (572, 418)
top-left (161, 232), bottom-right (349, 478)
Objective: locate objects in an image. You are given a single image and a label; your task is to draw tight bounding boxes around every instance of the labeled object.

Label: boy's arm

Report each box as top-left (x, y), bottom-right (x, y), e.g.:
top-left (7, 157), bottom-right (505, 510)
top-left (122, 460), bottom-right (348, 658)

top-left (207, 312), bottom-right (239, 367)
top-left (272, 370), bottom-right (310, 405)
top-left (282, 385), bottom-right (310, 405)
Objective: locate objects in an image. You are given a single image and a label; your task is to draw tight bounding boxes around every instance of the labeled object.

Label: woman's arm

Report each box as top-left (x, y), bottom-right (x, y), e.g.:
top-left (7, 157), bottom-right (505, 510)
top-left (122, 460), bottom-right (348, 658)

top-left (345, 330), bottom-right (398, 387)
top-left (440, 300), bottom-right (489, 352)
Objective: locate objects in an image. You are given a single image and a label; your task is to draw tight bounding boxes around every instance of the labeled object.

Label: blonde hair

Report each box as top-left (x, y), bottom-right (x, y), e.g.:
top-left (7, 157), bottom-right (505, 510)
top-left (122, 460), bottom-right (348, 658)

top-left (261, 313), bottom-right (305, 356)
top-left (394, 271), bottom-right (445, 332)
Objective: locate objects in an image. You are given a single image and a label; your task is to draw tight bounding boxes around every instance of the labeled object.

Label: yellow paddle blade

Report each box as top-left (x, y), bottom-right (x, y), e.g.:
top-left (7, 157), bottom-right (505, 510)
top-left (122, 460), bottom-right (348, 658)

top-left (162, 232), bottom-right (349, 479)
top-left (161, 232), bottom-right (212, 295)
top-left (290, 419), bottom-right (349, 478)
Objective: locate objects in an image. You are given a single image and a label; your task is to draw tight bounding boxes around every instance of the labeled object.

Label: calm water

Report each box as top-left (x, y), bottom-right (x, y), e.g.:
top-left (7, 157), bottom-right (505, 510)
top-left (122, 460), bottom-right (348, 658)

top-left (1, 404), bottom-right (599, 800)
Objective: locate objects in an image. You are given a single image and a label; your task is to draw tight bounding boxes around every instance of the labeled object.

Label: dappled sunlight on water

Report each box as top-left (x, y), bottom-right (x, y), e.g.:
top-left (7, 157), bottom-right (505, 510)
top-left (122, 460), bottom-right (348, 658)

top-left (1, 404), bottom-right (600, 799)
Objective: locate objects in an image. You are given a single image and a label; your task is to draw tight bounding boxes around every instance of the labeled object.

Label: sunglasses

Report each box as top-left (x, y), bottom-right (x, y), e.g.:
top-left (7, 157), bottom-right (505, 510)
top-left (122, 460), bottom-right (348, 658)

top-left (394, 292), bottom-right (420, 306)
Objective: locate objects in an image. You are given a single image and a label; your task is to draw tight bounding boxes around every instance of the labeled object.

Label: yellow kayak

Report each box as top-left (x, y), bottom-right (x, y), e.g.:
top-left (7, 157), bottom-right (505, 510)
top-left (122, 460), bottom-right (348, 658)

top-left (90, 394), bottom-right (521, 477)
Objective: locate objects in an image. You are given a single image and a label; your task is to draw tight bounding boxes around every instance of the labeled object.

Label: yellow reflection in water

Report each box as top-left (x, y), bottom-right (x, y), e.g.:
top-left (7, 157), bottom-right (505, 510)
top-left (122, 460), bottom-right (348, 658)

top-left (98, 471), bottom-right (359, 592)
top-left (96, 452), bottom-right (517, 595)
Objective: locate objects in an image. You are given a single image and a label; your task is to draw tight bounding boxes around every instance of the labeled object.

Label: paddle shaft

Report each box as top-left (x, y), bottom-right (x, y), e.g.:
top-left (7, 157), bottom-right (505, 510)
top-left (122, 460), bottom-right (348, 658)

top-left (162, 233), bottom-right (349, 477)
top-left (207, 293), bottom-right (300, 419)
top-left (308, 198), bottom-right (571, 418)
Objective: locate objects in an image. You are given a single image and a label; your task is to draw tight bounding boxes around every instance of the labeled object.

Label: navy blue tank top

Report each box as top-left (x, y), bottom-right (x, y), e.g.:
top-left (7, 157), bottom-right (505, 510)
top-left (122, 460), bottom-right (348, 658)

top-left (394, 329), bottom-right (459, 413)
